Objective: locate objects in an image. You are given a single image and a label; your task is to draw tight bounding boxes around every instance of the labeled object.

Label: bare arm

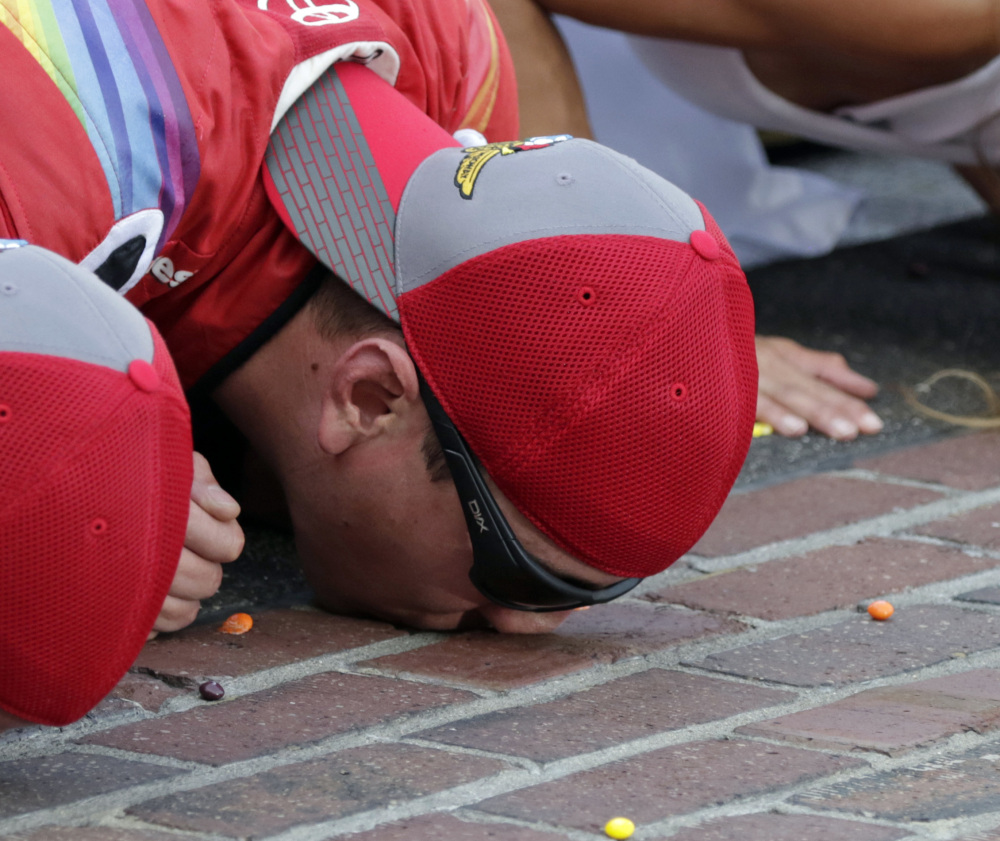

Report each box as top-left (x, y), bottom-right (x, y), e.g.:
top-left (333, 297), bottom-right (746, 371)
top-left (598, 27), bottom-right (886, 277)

top-left (532, 0), bottom-right (998, 63)
top-left (955, 164), bottom-right (1000, 215)
top-left (487, 0), bottom-right (594, 138)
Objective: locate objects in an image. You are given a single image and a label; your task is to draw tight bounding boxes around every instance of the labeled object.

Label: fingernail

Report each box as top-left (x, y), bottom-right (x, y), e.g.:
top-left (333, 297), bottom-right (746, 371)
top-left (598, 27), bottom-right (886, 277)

top-left (778, 416), bottom-right (808, 436)
top-left (859, 412), bottom-right (884, 433)
top-left (831, 419), bottom-right (858, 439)
top-left (207, 485), bottom-right (239, 509)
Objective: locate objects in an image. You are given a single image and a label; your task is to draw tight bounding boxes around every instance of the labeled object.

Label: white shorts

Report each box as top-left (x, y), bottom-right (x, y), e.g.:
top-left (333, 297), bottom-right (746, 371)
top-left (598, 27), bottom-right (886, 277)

top-left (630, 37), bottom-right (1000, 165)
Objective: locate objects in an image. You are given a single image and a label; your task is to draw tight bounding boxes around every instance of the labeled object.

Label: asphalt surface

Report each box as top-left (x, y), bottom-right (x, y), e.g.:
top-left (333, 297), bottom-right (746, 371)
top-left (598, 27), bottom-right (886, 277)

top-left (740, 212), bottom-right (1000, 488)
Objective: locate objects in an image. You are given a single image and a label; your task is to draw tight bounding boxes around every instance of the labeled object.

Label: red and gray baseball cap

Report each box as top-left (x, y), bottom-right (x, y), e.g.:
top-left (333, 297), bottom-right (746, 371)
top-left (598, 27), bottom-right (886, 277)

top-left (264, 62), bottom-right (757, 579)
top-left (0, 243), bottom-right (191, 726)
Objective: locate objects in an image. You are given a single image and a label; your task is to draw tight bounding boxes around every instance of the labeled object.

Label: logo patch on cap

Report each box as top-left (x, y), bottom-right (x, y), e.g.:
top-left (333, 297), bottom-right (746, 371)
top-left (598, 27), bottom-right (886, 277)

top-left (454, 135), bottom-right (572, 199)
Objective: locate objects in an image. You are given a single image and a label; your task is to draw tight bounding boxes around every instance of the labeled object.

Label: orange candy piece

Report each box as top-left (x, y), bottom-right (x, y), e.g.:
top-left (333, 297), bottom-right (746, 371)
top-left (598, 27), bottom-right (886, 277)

top-left (219, 612), bottom-right (253, 634)
top-left (867, 600), bottom-right (894, 621)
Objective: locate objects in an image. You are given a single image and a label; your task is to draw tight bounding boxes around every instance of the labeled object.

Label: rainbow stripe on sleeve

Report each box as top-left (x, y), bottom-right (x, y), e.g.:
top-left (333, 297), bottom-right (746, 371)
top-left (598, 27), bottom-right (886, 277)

top-left (1, 0), bottom-right (199, 252)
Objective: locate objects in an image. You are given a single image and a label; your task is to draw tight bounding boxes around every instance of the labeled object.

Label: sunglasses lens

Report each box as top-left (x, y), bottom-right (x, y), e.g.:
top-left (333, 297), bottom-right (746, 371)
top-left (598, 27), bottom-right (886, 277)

top-left (469, 548), bottom-right (642, 612)
top-left (469, 563), bottom-right (584, 611)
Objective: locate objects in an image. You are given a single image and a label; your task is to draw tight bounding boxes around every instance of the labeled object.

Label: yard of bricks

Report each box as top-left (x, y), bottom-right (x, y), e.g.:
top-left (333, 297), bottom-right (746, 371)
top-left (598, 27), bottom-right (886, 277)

top-left (6, 429), bottom-right (1000, 840)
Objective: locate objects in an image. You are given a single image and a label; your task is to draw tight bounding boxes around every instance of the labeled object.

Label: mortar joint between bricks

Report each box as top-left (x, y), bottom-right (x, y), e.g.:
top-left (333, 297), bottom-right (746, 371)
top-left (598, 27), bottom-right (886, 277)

top-left (888, 530), bottom-right (1000, 558)
top-left (634, 735), bottom-right (978, 836)
top-left (400, 737), bottom-right (545, 774)
top-left (450, 809), bottom-right (601, 841)
top-left (690, 485), bottom-right (1000, 574)
top-left (773, 802), bottom-right (936, 836)
top-left (831, 468), bottom-right (973, 494)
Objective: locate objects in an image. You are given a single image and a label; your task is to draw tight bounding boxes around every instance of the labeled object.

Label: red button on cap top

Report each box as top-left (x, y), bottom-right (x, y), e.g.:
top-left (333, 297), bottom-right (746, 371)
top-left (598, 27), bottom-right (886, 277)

top-left (690, 229), bottom-right (721, 261)
top-left (128, 359), bottom-right (161, 393)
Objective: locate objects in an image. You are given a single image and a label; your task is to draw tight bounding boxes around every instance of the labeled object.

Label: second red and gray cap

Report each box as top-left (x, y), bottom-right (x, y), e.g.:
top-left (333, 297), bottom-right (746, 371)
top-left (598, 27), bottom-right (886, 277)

top-left (0, 243), bottom-right (191, 726)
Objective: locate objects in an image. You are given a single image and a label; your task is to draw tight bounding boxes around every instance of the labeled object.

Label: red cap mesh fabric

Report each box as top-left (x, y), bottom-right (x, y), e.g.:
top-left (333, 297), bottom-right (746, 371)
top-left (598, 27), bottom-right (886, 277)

top-left (400, 221), bottom-right (755, 577)
top-left (0, 326), bottom-right (191, 726)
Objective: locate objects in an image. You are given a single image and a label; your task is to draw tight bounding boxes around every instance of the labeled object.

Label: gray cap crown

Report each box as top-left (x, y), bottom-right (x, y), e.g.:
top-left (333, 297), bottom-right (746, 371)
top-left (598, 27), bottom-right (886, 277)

top-left (0, 245), bottom-right (153, 372)
top-left (395, 137), bottom-right (705, 294)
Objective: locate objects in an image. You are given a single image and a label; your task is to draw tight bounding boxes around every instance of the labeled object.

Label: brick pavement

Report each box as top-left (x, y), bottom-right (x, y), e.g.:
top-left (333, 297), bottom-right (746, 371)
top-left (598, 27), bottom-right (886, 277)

top-left (5, 430), bottom-right (1000, 840)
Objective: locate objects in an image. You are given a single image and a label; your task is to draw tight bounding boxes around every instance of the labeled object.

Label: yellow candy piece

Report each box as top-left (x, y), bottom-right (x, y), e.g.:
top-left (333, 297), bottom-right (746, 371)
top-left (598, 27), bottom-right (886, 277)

top-left (752, 422), bottom-right (774, 438)
top-left (605, 817), bottom-right (635, 839)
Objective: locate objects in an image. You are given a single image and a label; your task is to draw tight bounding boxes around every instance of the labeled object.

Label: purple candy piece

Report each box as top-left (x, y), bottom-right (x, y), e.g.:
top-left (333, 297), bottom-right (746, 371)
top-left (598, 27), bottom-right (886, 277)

top-left (199, 680), bottom-right (225, 701)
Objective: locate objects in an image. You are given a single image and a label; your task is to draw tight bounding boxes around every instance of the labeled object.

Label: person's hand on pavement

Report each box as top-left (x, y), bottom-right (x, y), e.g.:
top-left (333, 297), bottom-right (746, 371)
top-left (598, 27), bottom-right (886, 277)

top-left (756, 335), bottom-right (883, 440)
top-left (150, 452), bottom-right (245, 637)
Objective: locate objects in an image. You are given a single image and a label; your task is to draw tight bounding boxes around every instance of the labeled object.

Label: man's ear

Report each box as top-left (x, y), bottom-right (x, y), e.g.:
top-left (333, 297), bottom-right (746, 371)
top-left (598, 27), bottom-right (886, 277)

top-left (317, 337), bottom-right (422, 455)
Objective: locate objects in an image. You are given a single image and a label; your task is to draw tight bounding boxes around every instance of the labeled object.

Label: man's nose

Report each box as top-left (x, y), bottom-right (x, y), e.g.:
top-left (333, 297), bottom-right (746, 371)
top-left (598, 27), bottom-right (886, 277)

top-left (478, 604), bottom-right (572, 634)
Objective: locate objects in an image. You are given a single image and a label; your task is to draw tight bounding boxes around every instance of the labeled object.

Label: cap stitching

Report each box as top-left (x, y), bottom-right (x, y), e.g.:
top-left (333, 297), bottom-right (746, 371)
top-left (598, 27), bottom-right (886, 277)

top-left (499, 257), bottom-right (697, 479)
top-left (405, 226), bottom-right (692, 290)
top-left (498, 298), bottom-right (687, 570)
top-left (0, 377), bottom-right (137, 514)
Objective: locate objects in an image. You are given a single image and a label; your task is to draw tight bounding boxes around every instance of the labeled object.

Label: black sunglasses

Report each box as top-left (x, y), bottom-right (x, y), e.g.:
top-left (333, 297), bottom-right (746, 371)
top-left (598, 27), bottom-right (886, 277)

top-left (419, 377), bottom-right (641, 612)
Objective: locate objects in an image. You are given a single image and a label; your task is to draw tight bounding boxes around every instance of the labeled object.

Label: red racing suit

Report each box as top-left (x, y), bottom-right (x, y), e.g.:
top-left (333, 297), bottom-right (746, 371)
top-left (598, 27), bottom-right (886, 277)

top-left (0, 0), bottom-right (518, 388)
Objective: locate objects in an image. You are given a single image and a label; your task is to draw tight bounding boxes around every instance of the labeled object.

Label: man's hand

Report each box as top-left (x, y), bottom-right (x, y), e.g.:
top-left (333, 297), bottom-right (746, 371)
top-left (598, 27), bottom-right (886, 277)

top-left (756, 335), bottom-right (883, 440)
top-left (150, 452), bottom-right (244, 636)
